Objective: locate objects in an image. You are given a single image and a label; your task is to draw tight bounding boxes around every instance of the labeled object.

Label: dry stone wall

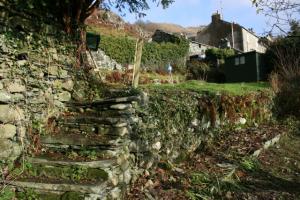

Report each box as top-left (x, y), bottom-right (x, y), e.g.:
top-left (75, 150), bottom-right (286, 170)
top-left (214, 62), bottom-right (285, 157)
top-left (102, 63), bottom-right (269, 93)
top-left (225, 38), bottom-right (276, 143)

top-left (0, 32), bottom-right (75, 163)
top-left (87, 49), bottom-right (123, 71)
top-left (0, 24), bottom-right (142, 199)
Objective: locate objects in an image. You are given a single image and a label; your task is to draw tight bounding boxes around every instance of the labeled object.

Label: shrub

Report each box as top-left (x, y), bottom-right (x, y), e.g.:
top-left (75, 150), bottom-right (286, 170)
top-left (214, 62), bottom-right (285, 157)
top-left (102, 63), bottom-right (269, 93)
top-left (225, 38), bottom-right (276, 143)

top-left (268, 24), bottom-right (300, 118)
top-left (272, 69), bottom-right (300, 118)
top-left (187, 60), bottom-right (210, 80)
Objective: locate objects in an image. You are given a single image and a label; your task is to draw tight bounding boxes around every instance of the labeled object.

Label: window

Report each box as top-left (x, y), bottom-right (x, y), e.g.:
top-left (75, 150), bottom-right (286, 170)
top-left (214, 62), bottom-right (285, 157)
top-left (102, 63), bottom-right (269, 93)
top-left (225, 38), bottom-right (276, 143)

top-left (240, 56), bottom-right (245, 64)
top-left (235, 58), bottom-right (239, 66)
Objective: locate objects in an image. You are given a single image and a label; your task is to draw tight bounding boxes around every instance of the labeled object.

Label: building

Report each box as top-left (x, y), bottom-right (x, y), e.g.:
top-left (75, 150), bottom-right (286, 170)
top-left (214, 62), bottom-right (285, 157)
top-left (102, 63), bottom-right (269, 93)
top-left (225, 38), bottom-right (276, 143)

top-left (151, 29), bottom-right (183, 44)
top-left (189, 41), bottom-right (214, 59)
top-left (196, 13), bottom-right (267, 53)
top-left (223, 51), bottom-right (270, 82)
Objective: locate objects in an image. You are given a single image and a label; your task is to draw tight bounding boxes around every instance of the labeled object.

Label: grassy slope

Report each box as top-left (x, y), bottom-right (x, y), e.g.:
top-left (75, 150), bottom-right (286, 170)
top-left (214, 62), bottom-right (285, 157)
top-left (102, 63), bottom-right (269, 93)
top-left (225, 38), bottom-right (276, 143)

top-left (144, 80), bottom-right (270, 95)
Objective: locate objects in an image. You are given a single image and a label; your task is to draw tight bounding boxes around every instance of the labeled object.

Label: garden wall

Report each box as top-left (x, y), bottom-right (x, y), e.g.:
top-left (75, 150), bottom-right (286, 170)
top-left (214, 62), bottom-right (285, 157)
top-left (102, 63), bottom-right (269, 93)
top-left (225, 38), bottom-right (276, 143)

top-left (133, 89), bottom-right (273, 169)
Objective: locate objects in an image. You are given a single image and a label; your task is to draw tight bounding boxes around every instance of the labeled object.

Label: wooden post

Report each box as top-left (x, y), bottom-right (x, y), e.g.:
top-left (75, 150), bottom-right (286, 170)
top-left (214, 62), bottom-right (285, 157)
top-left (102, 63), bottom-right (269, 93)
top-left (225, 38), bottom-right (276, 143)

top-left (132, 38), bottom-right (144, 88)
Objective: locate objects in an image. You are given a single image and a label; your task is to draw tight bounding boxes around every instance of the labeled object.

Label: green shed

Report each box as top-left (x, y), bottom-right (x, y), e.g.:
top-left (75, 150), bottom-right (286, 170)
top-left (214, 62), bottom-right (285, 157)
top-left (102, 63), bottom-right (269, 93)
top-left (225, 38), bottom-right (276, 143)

top-left (86, 32), bottom-right (100, 51)
top-left (223, 51), bottom-right (268, 82)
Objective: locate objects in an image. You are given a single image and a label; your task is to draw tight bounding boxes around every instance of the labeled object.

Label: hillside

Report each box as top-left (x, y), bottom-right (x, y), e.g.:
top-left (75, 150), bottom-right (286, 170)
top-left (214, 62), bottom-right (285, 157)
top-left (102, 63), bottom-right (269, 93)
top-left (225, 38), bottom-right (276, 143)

top-left (86, 9), bottom-right (205, 39)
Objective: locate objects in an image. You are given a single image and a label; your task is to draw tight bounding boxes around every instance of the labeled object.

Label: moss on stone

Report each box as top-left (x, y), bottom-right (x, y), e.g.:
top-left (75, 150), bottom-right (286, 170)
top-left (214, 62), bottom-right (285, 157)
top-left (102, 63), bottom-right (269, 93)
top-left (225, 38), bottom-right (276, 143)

top-left (25, 164), bottom-right (108, 182)
top-left (61, 192), bottom-right (84, 200)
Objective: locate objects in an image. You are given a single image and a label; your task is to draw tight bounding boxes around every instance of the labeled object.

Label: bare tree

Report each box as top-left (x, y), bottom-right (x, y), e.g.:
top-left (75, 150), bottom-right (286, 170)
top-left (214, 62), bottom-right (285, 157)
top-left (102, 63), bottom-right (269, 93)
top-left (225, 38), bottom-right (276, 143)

top-left (252, 0), bottom-right (300, 34)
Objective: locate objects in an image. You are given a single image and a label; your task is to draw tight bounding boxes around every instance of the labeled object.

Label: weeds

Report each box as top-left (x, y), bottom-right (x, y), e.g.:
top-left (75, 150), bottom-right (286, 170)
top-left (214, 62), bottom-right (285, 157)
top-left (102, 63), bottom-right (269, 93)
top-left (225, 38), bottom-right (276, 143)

top-left (0, 188), bottom-right (15, 200)
top-left (240, 156), bottom-right (259, 172)
top-left (187, 171), bottom-right (242, 200)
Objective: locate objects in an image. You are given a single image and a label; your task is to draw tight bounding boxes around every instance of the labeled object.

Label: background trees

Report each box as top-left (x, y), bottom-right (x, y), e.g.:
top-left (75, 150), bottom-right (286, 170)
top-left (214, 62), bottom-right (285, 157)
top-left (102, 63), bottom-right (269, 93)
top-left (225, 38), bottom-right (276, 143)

top-left (251, 0), bottom-right (300, 118)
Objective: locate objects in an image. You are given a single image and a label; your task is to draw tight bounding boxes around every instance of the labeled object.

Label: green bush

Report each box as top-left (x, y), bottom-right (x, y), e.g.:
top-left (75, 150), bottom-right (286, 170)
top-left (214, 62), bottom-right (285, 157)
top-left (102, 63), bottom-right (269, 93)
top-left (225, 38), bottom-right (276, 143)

top-left (205, 48), bottom-right (235, 64)
top-left (99, 34), bottom-right (189, 72)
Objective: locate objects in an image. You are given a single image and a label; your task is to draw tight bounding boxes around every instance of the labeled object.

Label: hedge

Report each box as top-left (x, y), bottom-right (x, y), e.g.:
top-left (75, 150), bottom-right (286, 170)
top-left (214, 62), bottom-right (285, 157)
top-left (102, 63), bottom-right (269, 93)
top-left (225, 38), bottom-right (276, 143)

top-left (99, 35), bottom-right (189, 72)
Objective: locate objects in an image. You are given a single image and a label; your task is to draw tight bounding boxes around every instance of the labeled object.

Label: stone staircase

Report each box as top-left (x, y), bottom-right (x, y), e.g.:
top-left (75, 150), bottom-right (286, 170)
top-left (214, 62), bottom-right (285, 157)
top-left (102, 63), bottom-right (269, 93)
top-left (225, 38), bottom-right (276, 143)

top-left (9, 96), bottom-right (140, 200)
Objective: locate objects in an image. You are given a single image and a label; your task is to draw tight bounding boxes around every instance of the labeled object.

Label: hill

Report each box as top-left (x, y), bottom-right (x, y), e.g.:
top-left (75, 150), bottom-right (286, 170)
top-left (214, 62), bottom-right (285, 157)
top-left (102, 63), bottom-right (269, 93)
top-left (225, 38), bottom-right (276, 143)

top-left (135, 21), bottom-right (205, 38)
top-left (86, 9), bottom-right (205, 39)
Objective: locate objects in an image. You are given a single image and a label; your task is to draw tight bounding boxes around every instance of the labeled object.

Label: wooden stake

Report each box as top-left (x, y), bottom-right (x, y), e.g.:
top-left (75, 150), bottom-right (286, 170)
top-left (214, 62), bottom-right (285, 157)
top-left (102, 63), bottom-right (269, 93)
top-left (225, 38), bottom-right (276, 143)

top-left (132, 38), bottom-right (144, 88)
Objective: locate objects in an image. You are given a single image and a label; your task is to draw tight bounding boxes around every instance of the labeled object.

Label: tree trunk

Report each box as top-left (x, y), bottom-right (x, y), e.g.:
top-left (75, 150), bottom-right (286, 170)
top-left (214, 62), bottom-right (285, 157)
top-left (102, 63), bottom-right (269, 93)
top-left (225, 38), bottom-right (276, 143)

top-left (75, 26), bottom-right (88, 69)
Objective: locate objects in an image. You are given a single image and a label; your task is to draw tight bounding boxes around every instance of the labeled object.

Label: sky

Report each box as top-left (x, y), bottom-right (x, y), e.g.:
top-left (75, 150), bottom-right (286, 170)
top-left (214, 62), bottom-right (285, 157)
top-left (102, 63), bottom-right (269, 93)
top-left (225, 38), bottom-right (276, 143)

top-left (111, 0), bottom-right (275, 36)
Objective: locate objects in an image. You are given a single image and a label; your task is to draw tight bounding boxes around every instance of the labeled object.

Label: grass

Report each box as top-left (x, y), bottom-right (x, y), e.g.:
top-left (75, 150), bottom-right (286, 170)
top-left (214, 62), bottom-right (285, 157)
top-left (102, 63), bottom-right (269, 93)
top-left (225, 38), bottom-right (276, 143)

top-left (143, 80), bottom-right (270, 95)
top-left (87, 25), bottom-right (137, 38)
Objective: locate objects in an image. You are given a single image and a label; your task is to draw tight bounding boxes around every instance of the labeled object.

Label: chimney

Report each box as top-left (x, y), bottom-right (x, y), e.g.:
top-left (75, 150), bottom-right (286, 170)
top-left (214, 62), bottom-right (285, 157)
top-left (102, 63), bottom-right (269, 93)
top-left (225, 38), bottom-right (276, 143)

top-left (212, 12), bottom-right (221, 24)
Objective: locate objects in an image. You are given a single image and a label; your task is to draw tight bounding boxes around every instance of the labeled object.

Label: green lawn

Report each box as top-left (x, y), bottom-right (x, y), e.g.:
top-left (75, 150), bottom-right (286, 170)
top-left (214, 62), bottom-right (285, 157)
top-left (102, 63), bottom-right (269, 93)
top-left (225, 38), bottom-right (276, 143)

top-left (143, 80), bottom-right (270, 95)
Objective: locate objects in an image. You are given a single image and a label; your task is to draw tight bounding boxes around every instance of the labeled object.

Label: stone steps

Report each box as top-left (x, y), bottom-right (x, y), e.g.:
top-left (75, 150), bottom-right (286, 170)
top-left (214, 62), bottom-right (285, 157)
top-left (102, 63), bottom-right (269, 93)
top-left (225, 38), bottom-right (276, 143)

top-left (11, 181), bottom-right (109, 195)
top-left (11, 95), bottom-right (140, 199)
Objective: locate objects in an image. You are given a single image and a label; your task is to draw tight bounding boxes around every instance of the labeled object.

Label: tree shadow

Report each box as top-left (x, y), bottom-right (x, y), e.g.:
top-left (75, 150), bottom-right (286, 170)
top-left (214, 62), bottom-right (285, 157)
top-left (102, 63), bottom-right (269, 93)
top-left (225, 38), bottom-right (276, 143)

top-left (240, 168), bottom-right (300, 195)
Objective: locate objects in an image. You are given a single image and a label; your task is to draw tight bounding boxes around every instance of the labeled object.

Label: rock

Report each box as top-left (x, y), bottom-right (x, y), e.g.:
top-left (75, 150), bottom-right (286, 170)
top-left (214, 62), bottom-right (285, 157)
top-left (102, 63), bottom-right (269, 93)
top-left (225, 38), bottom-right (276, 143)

top-left (0, 124), bottom-right (17, 139)
top-left (191, 118), bottom-right (199, 127)
top-left (238, 117), bottom-right (247, 125)
top-left (110, 104), bottom-right (132, 110)
top-left (110, 188), bottom-right (121, 199)
top-left (253, 149), bottom-right (261, 157)
top-left (152, 141), bottom-right (161, 151)
top-left (120, 160), bottom-right (130, 171)
top-left (0, 91), bottom-right (11, 103)
top-left (0, 140), bottom-right (22, 160)
top-left (72, 87), bottom-right (87, 101)
top-left (48, 48), bottom-right (57, 54)
top-left (52, 53), bottom-right (59, 61)
top-left (0, 71), bottom-right (8, 79)
top-left (145, 179), bottom-right (154, 188)
top-left (17, 60), bottom-right (27, 67)
top-left (54, 100), bottom-right (65, 108)
top-left (57, 91), bottom-right (71, 102)
top-left (11, 93), bottom-right (25, 102)
top-left (123, 169), bottom-right (132, 184)
top-left (31, 94), bottom-right (46, 104)
top-left (59, 69), bottom-right (69, 79)
top-left (108, 171), bottom-right (119, 186)
top-left (62, 79), bottom-right (74, 91)
top-left (0, 82), bottom-right (3, 89)
top-left (6, 81), bottom-right (26, 93)
top-left (53, 80), bottom-right (63, 89)
top-left (48, 66), bottom-right (59, 76)
top-left (0, 105), bottom-right (25, 123)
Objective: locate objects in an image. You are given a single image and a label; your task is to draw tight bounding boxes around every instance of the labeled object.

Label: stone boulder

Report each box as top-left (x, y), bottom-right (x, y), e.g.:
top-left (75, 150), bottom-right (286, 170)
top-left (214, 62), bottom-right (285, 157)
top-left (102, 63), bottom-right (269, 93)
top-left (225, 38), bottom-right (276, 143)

top-left (0, 105), bottom-right (25, 123)
top-left (0, 124), bottom-right (17, 139)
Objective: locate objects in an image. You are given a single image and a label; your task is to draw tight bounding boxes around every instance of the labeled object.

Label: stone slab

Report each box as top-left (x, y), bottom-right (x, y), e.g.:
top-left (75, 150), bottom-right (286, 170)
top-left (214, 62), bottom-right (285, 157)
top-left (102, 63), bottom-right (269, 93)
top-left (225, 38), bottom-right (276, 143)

top-left (27, 157), bottom-right (117, 168)
top-left (11, 181), bottom-right (108, 194)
